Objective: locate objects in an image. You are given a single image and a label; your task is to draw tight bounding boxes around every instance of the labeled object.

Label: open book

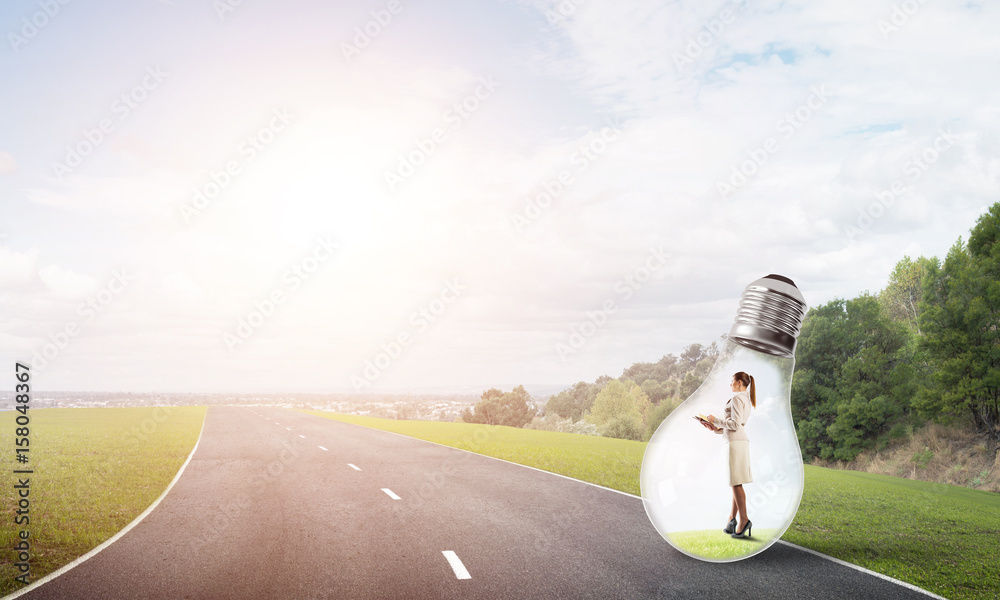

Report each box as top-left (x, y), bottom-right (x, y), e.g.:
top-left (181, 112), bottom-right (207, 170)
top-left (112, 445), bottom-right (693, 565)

top-left (693, 413), bottom-right (712, 424)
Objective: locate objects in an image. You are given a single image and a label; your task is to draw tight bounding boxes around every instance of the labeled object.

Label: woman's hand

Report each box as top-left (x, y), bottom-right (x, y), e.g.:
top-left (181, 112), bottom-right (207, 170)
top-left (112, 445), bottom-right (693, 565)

top-left (702, 415), bottom-right (721, 432)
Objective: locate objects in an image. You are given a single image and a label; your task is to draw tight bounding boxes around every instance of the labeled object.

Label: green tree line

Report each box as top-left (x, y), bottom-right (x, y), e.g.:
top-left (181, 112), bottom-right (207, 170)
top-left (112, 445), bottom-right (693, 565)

top-left (462, 343), bottom-right (721, 442)
top-left (466, 202), bottom-right (1000, 458)
top-left (795, 201), bottom-right (1000, 460)
top-left (539, 342), bottom-right (721, 441)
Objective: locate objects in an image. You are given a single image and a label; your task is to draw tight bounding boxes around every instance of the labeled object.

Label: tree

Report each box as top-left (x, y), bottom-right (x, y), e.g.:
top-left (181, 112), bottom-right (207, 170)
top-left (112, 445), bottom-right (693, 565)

top-left (622, 354), bottom-right (678, 383)
top-left (644, 397), bottom-right (678, 441)
top-left (462, 385), bottom-right (536, 428)
top-left (791, 294), bottom-right (914, 460)
top-left (640, 379), bottom-right (671, 404)
top-left (462, 388), bottom-right (503, 425)
top-left (679, 371), bottom-right (701, 399)
top-left (601, 415), bottom-right (644, 441)
top-left (550, 340), bottom-right (715, 429)
top-left (878, 255), bottom-right (935, 335)
top-left (586, 379), bottom-right (651, 441)
top-left (919, 205), bottom-right (1000, 446)
top-left (680, 343), bottom-right (705, 368)
top-left (693, 357), bottom-right (714, 379)
top-left (545, 382), bottom-right (590, 422)
top-left (544, 377), bottom-right (609, 422)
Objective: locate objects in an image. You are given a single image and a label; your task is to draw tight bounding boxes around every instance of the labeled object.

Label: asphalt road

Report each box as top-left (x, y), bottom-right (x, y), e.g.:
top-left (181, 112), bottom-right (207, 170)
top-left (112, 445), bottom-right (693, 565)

top-left (16, 406), bottom-right (941, 599)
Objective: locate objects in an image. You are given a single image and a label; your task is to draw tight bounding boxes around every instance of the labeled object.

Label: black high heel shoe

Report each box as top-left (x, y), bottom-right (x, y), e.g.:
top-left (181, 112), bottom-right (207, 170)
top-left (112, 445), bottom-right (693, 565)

top-left (723, 518), bottom-right (737, 534)
top-left (731, 520), bottom-right (752, 538)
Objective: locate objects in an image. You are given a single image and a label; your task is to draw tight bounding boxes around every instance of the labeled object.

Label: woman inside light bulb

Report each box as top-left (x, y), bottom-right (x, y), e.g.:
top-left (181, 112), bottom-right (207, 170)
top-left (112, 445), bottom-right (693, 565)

top-left (700, 371), bottom-right (755, 539)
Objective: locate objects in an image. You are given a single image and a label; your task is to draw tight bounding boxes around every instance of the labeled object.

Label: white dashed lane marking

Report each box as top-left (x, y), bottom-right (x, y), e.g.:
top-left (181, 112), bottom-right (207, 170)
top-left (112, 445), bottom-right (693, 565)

top-left (348, 464), bottom-right (361, 471)
top-left (442, 551), bottom-right (471, 580)
top-left (299, 434), bottom-right (306, 438)
top-left (381, 488), bottom-right (400, 500)
top-left (318, 446), bottom-right (328, 451)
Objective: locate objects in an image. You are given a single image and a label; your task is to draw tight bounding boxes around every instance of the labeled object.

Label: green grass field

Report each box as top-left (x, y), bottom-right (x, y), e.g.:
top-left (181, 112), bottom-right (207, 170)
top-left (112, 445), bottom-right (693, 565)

top-left (789, 467), bottom-right (1000, 600)
top-left (306, 411), bottom-right (1000, 600)
top-left (0, 406), bottom-right (205, 596)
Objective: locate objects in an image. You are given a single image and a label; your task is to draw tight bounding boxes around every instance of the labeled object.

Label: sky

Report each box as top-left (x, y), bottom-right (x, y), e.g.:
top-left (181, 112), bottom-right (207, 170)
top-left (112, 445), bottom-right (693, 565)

top-left (1, 0), bottom-right (998, 393)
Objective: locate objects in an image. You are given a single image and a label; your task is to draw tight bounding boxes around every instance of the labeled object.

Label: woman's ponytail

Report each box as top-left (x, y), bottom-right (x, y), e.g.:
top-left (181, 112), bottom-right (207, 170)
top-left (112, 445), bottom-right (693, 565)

top-left (734, 371), bottom-right (756, 408)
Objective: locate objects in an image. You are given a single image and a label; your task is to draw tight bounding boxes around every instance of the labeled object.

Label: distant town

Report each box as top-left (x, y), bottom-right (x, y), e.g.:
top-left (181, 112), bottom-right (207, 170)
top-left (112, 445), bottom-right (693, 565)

top-left (0, 390), bottom-right (555, 423)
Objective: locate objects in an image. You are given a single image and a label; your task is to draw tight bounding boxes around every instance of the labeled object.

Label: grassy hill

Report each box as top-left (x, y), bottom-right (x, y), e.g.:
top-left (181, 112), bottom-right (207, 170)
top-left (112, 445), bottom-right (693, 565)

top-left (811, 422), bottom-right (1000, 493)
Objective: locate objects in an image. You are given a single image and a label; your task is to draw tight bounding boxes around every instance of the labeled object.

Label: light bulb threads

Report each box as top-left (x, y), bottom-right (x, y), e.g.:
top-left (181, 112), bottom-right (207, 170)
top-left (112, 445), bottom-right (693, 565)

top-left (728, 274), bottom-right (807, 358)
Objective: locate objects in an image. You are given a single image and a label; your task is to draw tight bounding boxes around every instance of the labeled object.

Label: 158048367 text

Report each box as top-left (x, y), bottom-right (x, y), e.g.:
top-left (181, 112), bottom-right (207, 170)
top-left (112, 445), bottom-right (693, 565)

top-left (13, 362), bottom-right (33, 586)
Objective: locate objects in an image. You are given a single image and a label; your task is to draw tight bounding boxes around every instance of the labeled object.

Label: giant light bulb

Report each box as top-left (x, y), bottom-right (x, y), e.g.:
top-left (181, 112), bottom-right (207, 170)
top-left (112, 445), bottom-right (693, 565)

top-left (640, 274), bottom-right (807, 562)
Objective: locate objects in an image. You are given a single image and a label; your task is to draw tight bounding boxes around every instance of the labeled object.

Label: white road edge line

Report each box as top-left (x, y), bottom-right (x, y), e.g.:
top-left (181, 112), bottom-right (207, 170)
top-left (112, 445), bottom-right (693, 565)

top-left (348, 463), bottom-right (361, 471)
top-left (318, 446), bottom-right (328, 451)
top-left (777, 541), bottom-right (949, 600)
top-left (3, 408), bottom-right (209, 600)
top-left (442, 550), bottom-right (471, 580)
top-left (301, 411), bottom-right (947, 600)
top-left (381, 488), bottom-right (400, 500)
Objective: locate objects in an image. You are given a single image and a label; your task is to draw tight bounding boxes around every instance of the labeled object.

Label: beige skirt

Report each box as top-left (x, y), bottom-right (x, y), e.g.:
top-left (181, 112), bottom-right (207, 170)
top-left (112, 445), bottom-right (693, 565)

top-left (728, 440), bottom-right (753, 486)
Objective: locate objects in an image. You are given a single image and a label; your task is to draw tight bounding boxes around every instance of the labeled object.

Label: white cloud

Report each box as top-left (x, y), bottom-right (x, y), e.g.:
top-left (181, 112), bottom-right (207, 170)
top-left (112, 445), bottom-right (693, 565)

top-left (23, 167), bottom-right (188, 221)
top-left (0, 247), bottom-right (39, 289)
top-left (159, 272), bottom-right (203, 305)
top-left (38, 265), bottom-right (98, 300)
top-left (0, 152), bottom-right (16, 174)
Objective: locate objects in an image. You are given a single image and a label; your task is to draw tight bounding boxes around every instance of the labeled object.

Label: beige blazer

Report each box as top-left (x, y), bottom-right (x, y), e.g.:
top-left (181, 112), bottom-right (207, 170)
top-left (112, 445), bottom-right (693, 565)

top-left (711, 390), bottom-right (751, 442)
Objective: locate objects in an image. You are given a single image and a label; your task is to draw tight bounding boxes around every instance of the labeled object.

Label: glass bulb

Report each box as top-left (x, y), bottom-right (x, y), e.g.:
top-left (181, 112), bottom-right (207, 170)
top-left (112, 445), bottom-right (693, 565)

top-left (640, 274), bottom-right (808, 562)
